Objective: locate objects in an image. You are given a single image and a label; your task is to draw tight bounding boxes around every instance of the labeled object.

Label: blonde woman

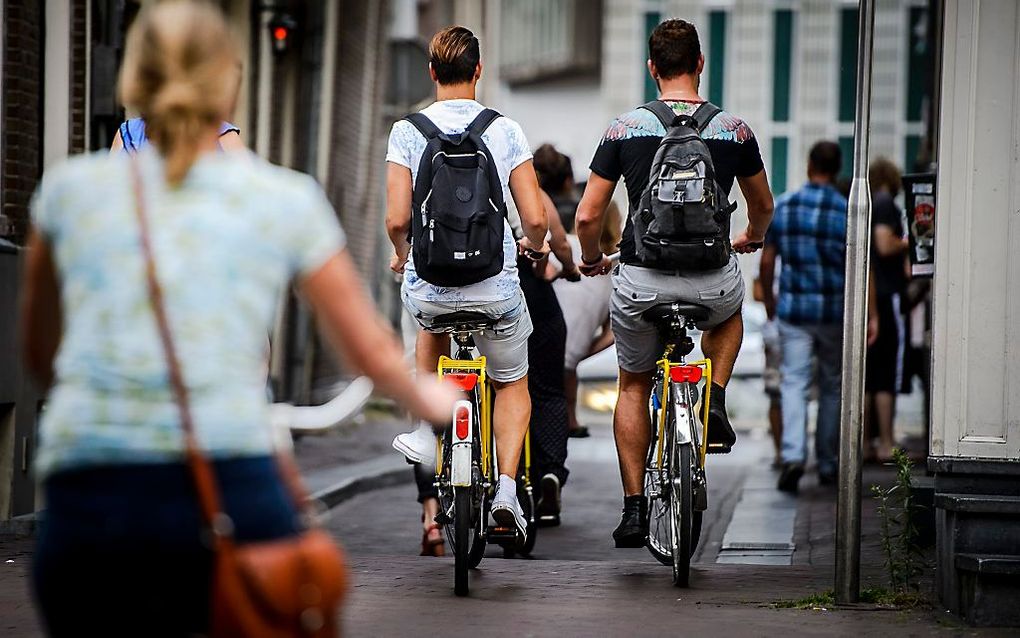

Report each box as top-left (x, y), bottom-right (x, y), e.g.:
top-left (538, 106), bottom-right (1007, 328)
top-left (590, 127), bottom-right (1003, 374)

top-left (20, 2), bottom-right (455, 634)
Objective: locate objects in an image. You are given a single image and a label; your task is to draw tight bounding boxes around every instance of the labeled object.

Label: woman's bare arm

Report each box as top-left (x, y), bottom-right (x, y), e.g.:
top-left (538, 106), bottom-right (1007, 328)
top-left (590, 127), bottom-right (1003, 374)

top-left (110, 129), bottom-right (124, 153)
top-left (20, 231), bottom-right (62, 389)
top-left (218, 130), bottom-right (247, 152)
top-left (301, 250), bottom-right (457, 424)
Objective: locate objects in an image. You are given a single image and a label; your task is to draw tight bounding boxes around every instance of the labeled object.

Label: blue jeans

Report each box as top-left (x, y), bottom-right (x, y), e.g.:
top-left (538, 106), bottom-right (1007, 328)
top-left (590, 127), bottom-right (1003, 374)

top-left (778, 320), bottom-right (843, 475)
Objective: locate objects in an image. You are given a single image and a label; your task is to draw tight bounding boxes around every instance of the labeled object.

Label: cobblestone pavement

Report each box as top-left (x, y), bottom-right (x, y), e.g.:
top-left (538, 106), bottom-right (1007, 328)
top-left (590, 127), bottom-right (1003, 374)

top-left (0, 407), bottom-right (1001, 636)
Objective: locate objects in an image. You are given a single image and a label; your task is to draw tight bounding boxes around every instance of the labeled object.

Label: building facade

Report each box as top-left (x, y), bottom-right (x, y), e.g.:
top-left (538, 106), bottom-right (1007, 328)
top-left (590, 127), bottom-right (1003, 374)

top-left (0, 0), bottom-right (391, 521)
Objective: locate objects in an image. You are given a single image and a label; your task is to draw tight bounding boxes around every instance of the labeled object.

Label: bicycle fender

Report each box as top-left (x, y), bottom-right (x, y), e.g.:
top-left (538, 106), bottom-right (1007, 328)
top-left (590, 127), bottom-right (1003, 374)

top-left (451, 399), bottom-right (474, 487)
top-left (671, 382), bottom-right (696, 446)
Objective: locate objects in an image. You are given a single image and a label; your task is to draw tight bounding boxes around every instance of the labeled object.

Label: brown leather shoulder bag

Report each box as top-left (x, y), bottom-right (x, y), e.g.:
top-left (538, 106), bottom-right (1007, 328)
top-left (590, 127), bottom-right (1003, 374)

top-left (130, 157), bottom-right (348, 637)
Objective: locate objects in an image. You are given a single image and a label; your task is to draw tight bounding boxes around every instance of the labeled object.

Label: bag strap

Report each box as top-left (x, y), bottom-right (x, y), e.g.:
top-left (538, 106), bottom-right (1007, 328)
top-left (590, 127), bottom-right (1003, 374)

top-left (690, 101), bottom-right (722, 134)
top-left (404, 113), bottom-right (444, 140)
top-left (128, 158), bottom-right (315, 543)
top-left (641, 100), bottom-right (680, 129)
top-left (466, 108), bottom-right (502, 137)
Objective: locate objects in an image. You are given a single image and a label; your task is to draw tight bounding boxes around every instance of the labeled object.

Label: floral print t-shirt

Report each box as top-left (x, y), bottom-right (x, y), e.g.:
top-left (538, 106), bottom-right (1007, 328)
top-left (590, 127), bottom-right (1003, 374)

top-left (386, 99), bottom-right (533, 304)
top-left (31, 149), bottom-right (345, 479)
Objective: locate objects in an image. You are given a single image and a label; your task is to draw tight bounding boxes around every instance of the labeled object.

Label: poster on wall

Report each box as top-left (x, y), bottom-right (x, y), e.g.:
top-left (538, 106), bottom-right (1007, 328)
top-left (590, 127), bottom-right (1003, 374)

top-left (902, 173), bottom-right (936, 278)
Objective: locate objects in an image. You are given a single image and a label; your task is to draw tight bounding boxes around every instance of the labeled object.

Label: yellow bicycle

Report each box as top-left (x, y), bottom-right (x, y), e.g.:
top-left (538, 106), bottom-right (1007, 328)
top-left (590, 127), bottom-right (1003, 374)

top-left (642, 301), bottom-right (714, 587)
top-left (429, 311), bottom-right (536, 597)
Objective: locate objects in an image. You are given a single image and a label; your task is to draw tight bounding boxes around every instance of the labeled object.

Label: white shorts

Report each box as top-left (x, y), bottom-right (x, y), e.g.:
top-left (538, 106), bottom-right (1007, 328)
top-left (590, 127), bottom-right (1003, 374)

top-left (402, 289), bottom-right (533, 383)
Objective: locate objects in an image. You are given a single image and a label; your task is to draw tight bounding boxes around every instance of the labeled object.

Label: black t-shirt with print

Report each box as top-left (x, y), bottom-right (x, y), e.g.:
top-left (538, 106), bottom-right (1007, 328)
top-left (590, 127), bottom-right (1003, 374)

top-left (589, 99), bottom-right (765, 264)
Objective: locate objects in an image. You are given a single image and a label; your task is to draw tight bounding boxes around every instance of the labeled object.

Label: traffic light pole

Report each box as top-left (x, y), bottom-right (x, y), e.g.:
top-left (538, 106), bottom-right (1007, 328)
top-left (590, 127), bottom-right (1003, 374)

top-left (835, 0), bottom-right (876, 605)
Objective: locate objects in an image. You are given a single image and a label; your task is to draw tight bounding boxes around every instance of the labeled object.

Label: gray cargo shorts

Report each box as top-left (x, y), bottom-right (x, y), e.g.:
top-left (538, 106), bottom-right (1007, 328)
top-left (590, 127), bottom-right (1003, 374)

top-left (610, 256), bottom-right (745, 373)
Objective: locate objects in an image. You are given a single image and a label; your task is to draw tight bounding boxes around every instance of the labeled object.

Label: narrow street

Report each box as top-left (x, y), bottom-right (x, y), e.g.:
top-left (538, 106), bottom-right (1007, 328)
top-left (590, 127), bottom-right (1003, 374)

top-left (322, 404), bottom-right (966, 637)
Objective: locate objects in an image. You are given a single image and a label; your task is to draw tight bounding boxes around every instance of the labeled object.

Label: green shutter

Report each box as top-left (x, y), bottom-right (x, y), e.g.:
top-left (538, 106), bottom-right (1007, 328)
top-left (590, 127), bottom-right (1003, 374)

top-left (771, 137), bottom-right (789, 195)
top-left (904, 134), bottom-right (921, 172)
top-left (708, 11), bottom-right (727, 107)
top-left (644, 12), bottom-right (662, 102)
top-left (838, 136), bottom-right (855, 181)
top-left (905, 7), bottom-right (928, 122)
top-left (839, 7), bottom-right (859, 122)
top-left (772, 10), bottom-right (793, 123)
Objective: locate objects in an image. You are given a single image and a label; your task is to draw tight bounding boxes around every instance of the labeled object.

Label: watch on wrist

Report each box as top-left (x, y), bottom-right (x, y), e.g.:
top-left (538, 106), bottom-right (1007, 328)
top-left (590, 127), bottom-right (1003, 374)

top-left (581, 252), bottom-right (603, 266)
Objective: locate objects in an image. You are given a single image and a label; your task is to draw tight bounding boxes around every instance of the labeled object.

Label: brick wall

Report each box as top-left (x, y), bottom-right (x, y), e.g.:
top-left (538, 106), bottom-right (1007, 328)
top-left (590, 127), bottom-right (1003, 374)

top-left (1, 0), bottom-right (44, 246)
top-left (69, 0), bottom-right (88, 154)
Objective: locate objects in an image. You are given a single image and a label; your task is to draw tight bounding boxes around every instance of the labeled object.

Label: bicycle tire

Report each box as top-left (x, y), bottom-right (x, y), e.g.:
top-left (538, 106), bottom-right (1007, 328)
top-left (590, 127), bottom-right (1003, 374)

top-left (454, 486), bottom-right (472, 596)
top-left (670, 443), bottom-right (694, 587)
top-left (647, 383), bottom-right (704, 568)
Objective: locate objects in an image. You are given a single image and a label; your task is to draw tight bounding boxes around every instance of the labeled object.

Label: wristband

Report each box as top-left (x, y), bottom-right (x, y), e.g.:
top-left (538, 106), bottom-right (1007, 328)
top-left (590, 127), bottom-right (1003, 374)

top-left (581, 253), bottom-right (604, 266)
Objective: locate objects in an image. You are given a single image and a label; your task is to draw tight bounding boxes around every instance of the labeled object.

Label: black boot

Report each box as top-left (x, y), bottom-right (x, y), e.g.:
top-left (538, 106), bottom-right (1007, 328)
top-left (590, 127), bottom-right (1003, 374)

top-left (612, 495), bottom-right (648, 548)
top-left (706, 383), bottom-right (737, 454)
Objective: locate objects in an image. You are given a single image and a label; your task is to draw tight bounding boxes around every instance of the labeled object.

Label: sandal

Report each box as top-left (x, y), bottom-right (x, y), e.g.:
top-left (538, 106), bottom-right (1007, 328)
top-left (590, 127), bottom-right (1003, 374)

top-left (420, 523), bottom-right (445, 557)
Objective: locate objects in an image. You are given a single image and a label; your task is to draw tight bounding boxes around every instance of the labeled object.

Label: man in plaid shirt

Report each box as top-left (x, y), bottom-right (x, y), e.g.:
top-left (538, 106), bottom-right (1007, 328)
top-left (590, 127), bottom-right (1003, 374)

top-left (759, 141), bottom-right (846, 494)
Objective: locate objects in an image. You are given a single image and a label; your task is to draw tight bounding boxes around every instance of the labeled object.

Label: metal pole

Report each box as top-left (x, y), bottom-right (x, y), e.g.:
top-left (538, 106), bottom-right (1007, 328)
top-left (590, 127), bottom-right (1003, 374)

top-left (835, 0), bottom-right (876, 605)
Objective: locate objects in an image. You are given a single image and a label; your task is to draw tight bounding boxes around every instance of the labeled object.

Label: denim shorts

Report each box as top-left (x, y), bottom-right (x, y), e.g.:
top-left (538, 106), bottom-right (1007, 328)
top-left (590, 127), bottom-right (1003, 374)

top-left (610, 256), bottom-right (745, 373)
top-left (402, 289), bottom-right (533, 382)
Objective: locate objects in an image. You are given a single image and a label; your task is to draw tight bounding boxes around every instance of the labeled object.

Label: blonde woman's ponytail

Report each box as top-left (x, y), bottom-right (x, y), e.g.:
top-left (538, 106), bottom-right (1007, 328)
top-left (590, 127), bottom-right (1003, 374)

top-left (118, 1), bottom-right (240, 186)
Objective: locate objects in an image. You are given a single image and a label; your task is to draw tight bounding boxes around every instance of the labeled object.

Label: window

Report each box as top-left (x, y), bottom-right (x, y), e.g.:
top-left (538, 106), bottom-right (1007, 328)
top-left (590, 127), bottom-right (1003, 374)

top-left (772, 10), bottom-right (793, 123)
top-left (771, 136), bottom-right (789, 195)
top-left (904, 134), bottom-right (921, 173)
top-left (708, 10), bottom-right (727, 107)
top-left (838, 7), bottom-right (858, 123)
top-left (643, 11), bottom-right (662, 102)
top-left (500, 0), bottom-right (602, 86)
top-left (905, 6), bottom-right (928, 123)
top-left (838, 136), bottom-right (854, 181)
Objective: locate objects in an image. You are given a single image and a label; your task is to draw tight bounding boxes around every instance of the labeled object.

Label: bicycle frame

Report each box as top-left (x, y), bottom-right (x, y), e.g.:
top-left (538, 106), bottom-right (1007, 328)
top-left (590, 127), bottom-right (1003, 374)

top-left (436, 354), bottom-right (532, 498)
top-left (654, 349), bottom-right (713, 467)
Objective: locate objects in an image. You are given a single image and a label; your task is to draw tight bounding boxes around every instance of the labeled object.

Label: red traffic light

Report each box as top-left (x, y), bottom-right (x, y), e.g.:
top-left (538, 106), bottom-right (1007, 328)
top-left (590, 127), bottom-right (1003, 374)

top-left (273, 26), bottom-right (288, 41)
top-left (268, 13), bottom-right (297, 55)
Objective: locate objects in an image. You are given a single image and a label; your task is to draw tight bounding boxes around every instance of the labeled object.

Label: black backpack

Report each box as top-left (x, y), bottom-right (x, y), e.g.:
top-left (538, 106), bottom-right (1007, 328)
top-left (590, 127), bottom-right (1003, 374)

top-left (404, 109), bottom-right (506, 287)
top-left (633, 100), bottom-right (737, 271)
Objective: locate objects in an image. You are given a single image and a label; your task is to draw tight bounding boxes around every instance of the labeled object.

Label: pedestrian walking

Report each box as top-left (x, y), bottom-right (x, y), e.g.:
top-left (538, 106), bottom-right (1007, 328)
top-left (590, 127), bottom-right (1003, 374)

top-left (759, 141), bottom-right (852, 494)
top-left (574, 18), bottom-right (774, 546)
top-left (865, 157), bottom-right (911, 462)
top-left (518, 189), bottom-right (580, 526)
top-left (20, 2), bottom-right (456, 634)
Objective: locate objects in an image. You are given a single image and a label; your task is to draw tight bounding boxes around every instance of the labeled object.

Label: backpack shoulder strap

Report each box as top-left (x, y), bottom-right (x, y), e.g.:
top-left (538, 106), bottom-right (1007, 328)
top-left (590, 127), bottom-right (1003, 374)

top-left (466, 108), bottom-right (502, 137)
top-left (690, 101), bottom-right (722, 134)
top-left (404, 113), bottom-right (444, 140)
top-left (640, 100), bottom-right (679, 129)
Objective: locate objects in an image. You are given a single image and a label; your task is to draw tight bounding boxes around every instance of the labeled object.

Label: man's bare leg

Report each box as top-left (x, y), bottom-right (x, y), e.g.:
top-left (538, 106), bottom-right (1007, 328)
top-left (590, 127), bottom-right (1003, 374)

top-left (491, 376), bottom-right (530, 478)
top-left (699, 310), bottom-right (744, 451)
top-left (612, 368), bottom-right (655, 547)
top-left (614, 369), bottom-right (655, 496)
top-left (700, 310), bottom-right (743, 387)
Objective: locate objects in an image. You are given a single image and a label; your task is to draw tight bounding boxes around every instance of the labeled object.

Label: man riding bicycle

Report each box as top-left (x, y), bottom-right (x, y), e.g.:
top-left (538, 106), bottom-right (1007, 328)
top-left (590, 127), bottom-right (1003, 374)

top-left (385, 26), bottom-right (549, 539)
top-left (574, 19), bottom-right (774, 548)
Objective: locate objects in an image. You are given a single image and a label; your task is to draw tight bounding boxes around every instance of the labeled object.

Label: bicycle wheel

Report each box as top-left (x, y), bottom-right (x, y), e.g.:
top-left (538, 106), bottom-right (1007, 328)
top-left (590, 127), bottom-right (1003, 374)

top-left (669, 443), bottom-right (694, 587)
top-left (645, 379), bottom-right (673, 566)
top-left (454, 486), bottom-right (472, 596)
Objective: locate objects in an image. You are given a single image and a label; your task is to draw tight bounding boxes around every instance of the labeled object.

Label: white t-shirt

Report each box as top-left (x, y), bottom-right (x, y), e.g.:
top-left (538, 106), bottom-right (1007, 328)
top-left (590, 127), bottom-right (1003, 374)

top-left (385, 99), bottom-right (533, 304)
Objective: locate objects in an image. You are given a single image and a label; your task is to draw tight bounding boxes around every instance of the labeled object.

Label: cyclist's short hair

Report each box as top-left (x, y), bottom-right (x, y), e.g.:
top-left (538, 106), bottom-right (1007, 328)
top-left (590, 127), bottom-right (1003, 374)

top-left (429, 26), bottom-right (480, 86)
top-left (808, 141), bottom-right (842, 178)
top-left (649, 19), bottom-right (701, 79)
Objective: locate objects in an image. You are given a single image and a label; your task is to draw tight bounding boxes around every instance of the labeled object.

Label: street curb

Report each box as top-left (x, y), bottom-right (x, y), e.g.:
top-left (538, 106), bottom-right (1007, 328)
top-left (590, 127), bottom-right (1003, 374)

top-left (310, 463), bottom-right (413, 510)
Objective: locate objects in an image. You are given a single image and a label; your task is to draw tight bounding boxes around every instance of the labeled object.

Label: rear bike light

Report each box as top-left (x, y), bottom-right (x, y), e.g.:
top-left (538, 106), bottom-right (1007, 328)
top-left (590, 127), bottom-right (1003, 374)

top-left (669, 365), bottom-right (703, 384)
top-left (455, 405), bottom-right (470, 440)
top-left (444, 373), bottom-right (479, 391)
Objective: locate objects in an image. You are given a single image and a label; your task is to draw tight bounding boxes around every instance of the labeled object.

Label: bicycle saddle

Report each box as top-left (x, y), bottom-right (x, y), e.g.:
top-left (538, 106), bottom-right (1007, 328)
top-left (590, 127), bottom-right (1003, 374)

top-left (429, 311), bottom-right (496, 332)
top-left (642, 301), bottom-right (711, 326)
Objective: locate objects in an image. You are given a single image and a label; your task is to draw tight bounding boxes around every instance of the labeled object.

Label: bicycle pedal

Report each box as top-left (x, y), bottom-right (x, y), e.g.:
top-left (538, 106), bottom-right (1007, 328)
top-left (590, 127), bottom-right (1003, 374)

top-left (706, 443), bottom-right (732, 455)
top-left (487, 526), bottom-right (518, 542)
top-left (435, 513), bottom-right (452, 525)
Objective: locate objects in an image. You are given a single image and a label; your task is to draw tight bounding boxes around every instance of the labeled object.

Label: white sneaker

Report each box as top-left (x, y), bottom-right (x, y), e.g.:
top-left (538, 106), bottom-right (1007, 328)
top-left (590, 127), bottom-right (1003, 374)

top-left (490, 474), bottom-right (527, 538)
top-left (392, 423), bottom-right (437, 467)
